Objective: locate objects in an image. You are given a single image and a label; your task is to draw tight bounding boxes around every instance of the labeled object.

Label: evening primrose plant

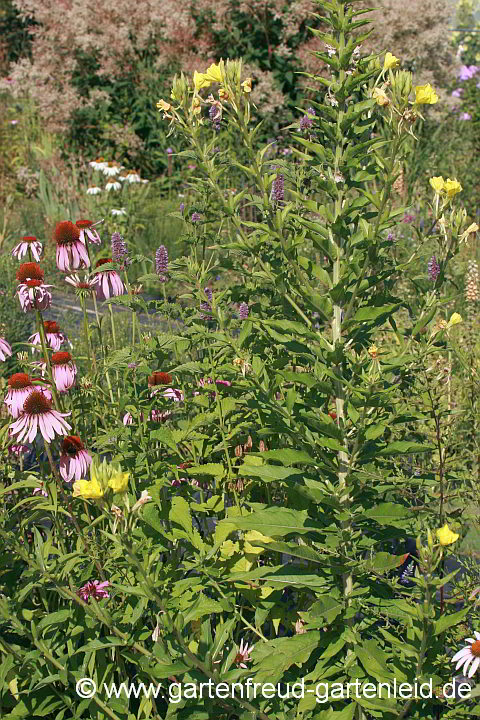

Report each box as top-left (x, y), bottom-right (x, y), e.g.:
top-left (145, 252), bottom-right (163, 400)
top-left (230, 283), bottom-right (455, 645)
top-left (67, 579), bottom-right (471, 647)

top-left (0, 2), bottom-right (479, 720)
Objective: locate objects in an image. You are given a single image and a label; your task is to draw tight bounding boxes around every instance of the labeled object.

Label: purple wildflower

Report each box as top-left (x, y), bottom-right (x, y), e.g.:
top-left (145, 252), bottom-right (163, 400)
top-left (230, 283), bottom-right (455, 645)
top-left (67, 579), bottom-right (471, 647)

top-left (270, 174), bottom-right (284, 206)
top-left (111, 232), bottom-right (128, 265)
top-left (458, 65), bottom-right (479, 81)
top-left (451, 88), bottom-right (464, 98)
top-left (180, 202), bottom-right (185, 213)
top-left (428, 255), bottom-right (440, 282)
top-left (402, 214), bottom-right (415, 224)
top-left (387, 232), bottom-right (395, 242)
top-left (238, 302), bottom-right (249, 320)
top-left (459, 112), bottom-right (472, 120)
top-left (166, 147), bottom-right (173, 154)
top-left (191, 212), bottom-right (201, 222)
top-left (200, 287), bottom-right (212, 319)
top-left (300, 115), bottom-right (313, 130)
top-left (155, 245), bottom-right (168, 282)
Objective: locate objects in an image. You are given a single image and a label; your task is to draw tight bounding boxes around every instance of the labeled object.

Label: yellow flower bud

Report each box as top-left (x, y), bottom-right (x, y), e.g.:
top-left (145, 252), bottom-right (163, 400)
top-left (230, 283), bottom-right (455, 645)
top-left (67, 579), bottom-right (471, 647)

top-left (429, 176), bottom-right (445, 193)
top-left (368, 344), bottom-right (378, 359)
top-left (436, 523), bottom-right (459, 546)
top-left (384, 52), bottom-right (400, 70)
top-left (191, 96), bottom-right (202, 115)
top-left (218, 88), bottom-right (230, 101)
top-left (241, 77), bottom-right (252, 93)
top-left (414, 84), bottom-right (439, 105)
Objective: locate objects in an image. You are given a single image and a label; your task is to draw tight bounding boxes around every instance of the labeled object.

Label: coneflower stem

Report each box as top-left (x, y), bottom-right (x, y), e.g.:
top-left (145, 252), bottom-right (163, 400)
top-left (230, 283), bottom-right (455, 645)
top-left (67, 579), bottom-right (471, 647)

top-left (35, 309), bottom-right (62, 411)
top-left (80, 295), bottom-right (96, 371)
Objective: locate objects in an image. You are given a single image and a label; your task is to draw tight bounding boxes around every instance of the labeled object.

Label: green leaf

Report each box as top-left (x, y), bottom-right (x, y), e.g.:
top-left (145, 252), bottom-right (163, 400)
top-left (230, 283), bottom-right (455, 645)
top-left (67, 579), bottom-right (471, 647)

top-left (434, 607), bottom-right (470, 635)
top-left (220, 507), bottom-right (317, 537)
top-left (37, 610), bottom-right (71, 632)
top-left (353, 304), bottom-right (401, 322)
top-left (377, 441), bottom-right (434, 456)
top-left (364, 503), bottom-right (410, 527)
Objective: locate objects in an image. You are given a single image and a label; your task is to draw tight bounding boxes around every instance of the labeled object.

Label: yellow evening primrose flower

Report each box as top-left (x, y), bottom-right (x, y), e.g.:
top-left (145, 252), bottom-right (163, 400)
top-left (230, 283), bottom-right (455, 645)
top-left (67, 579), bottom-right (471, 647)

top-left (204, 62), bottom-right (224, 84)
top-left (384, 52), bottom-right (400, 70)
top-left (73, 477), bottom-right (105, 500)
top-left (447, 312), bottom-right (462, 327)
top-left (108, 470), bottom-right (130, 494)
top-left (193, 70), bottom-right (211, 92)
top-left (372, 87), bottom-right (390, 106)
top-left (429, 176), bottom-right (445, 193)
top-left (414, 84), bottom-right (439, 104)
top-left (460, 222), bottom-right (479, 243)
top-left (444, 178), bottom-right (462, 198)
top-left (436, 523), bottom-right (459, 546)
top-left (241, 77), bottom-right (252, 93)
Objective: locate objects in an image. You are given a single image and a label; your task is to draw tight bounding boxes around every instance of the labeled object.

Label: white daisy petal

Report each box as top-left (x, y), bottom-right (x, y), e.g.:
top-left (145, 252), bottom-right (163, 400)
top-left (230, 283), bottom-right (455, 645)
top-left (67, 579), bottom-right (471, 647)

top-left (469, 656), bottom-right (480, 677)
top-left (452, 648), bottom-right (470, 662)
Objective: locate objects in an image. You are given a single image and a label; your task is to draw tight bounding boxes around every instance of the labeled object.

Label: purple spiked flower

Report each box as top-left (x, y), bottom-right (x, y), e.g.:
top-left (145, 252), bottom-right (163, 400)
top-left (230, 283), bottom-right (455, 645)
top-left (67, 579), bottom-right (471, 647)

top-left (191, 212), bottom-right (201, 223)
top-left (155, 245), bottom-right (168, 282)
top-left (111, 232), bottom-right (128, 266)
top-left (428, 255), bottom-right (440, 282)
top-left (300, 115), bottom-right (313, 130)
top-left (238, 302), bottom-right (249, 320)
top-left (270, 174), bottom-right (284, 206)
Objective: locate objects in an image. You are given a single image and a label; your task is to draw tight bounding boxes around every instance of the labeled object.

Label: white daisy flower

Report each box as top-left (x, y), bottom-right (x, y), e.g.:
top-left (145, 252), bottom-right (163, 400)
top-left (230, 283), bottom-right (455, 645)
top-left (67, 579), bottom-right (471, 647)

top-left (86, 186), bottom-right (102, 195)
top-left (89, 159), bottom-right (107, 171)
top-left (103, 163), bottom-right (121, 177)
top-left (451, 631), bottom-right (480, 678)
top-left (111, 208), bottom-right (127, 216)
top-left (105, 181), bottom-right (121, 192)
top-left (125, 172), bottom-right (142, 183)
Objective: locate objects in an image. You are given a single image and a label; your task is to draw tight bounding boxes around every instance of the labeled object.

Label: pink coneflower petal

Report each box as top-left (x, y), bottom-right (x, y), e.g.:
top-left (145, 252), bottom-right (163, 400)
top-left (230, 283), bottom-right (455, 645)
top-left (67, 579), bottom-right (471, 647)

top-left (0, 337), bottom-right (12, 361)
top-left (12, 237), bottom-right (43, 261)
top-left (51, 351), bottom-right (77, 392)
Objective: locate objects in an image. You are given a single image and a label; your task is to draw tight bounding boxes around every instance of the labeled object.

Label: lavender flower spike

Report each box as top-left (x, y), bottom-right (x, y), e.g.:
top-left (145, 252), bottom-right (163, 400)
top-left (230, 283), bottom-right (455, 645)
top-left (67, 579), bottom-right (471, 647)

top-left (155, 245), bottom-right (168, 282)
top-left (238, 302), bottom-right (249, 320)
top-left (111, 232), bottom-right (128, 265)
top-left (270, 174), bottom-right (284, 206)
top-left (428, 255), bottom-right (440, 282)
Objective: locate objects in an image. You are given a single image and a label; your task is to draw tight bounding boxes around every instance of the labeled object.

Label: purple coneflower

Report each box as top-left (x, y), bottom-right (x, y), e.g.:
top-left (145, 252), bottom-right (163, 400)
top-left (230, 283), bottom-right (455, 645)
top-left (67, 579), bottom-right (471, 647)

top-left (33, 485), bottom-right (48, 497)
top-left (16, 262), bottom-right (52, 312)
top-left (163, 388), bottom-right (184, 402)
top-left (78, 580), bottom-right (110, 603)
top-left (155, 245), bottom-right (168, 282)
top-left (451, 631), bottom-right (480, 678)
top-left (94, 258), bottom-right (125, 300)
top-left (235, 638), bottom-right (254, 668)
top-left (238, 302), bottom-right (249, 320)
top-left (9, 390), bottom-right (71, 443)
top-left (428, 255), bottom-right (440, 282)
top-left (76, 219), bottom-right (101, 245)
top-left (50, 351), bottom-right (77, 392)
top-left (0, 337), bottom-right (12, 361)
top-left (59, 435), bottom-right (92, 482)
top-left (53, 221), bottom-right (90, 272)
top-left (150, 409), bottom-right (172, 422)
top-left (4, 373), bottom-right (52, 419)
top-left (12, 235), bottom-right (43, 261)
top-left (28, 321), bottom-right (66, 352)
top-left (65, 273), bottom-right (99, 295)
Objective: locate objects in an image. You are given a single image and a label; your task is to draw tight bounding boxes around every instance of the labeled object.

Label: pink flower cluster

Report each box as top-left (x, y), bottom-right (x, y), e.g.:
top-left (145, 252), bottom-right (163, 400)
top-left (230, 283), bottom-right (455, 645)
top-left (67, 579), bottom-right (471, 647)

top-left (78, 580), bottom-right (110, 603)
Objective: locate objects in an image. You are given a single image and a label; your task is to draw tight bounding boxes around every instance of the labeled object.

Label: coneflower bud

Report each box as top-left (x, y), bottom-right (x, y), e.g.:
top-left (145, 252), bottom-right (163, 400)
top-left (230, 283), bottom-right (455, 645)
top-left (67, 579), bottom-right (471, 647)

top-left (111, 232), bottom-right (128, 264)
top-left (155, 245), bottom-right (168, 282)
top-left (238, 302), bottom-right (249, 320)
top-left (270, 174), bottom-right (284, 206)
top-left (428, 255), bottom-right (440, 282)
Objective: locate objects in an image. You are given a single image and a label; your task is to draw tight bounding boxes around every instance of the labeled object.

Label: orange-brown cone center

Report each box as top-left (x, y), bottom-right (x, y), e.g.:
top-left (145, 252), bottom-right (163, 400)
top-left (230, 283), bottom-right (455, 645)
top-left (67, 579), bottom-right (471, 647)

top-left (23, 391), bottom-right (52, 414)
top-left (8, 373), bottom-right (32, 389)
top-left (51, 351), bottom-right (72, 365)
top-left (54, 221), bottom-right (81, 245)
